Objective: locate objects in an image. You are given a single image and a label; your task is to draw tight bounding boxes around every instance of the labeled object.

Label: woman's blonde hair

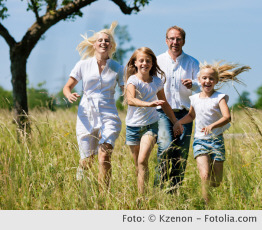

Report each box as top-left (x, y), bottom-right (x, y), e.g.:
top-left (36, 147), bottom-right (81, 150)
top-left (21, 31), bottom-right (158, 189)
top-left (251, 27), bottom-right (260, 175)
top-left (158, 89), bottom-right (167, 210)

top-left (199, 61), bottom-right (251, 88)
top-left (124, 47), bottom-right (165, 103)
top-left (76, 21), bottom-right (118, 59)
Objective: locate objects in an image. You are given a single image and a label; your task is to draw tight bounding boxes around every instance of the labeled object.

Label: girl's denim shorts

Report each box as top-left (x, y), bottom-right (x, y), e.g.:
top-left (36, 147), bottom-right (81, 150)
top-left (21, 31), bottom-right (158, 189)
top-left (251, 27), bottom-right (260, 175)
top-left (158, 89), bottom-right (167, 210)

top-left (193, 135), bottom-right (225, 161)
top-left (126, 122), bottom-right (158, 145)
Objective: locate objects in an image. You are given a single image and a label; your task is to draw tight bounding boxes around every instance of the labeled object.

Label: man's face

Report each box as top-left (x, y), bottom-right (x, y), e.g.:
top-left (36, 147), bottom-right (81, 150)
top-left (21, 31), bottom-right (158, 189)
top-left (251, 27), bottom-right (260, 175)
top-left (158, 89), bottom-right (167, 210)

top-left (166, 29), bottom-right (185, 54)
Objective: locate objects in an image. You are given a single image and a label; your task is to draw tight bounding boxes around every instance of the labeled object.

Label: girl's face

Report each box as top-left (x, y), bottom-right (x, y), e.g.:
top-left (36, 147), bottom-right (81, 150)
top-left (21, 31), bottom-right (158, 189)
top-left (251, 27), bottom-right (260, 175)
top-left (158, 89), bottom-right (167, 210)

top-left (199, 68), bottom-right (218, 94)
top-left (134, 52), bottom-right (153, 75)
top-left (93, 33), bottom-right (112, 55)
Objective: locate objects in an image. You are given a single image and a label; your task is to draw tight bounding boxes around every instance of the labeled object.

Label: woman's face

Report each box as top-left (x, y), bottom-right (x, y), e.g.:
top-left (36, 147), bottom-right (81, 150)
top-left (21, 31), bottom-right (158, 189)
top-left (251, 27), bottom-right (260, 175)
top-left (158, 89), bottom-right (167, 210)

top-left (93, 33), bottom-right (112, 56)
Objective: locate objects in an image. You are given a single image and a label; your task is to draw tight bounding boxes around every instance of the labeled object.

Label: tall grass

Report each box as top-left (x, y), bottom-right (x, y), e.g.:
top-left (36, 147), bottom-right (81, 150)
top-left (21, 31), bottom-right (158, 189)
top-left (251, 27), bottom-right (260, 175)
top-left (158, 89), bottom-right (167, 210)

top-left (0, 108), bottom-right (261, 210)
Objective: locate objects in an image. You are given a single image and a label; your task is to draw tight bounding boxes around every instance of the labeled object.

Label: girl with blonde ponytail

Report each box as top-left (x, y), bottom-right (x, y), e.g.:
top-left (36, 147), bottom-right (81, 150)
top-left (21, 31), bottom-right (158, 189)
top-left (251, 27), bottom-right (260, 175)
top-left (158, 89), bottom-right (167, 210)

top-left (173, 61), bottom-right (251, 203)
top-left (63, 22), bottom-right (124, 190)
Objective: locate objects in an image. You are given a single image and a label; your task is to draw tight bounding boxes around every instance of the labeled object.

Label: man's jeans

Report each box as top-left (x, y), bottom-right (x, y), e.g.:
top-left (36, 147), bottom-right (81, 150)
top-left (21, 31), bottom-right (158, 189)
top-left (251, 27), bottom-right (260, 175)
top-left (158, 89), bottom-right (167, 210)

top-left (155, 108), bottom-right (193, 188)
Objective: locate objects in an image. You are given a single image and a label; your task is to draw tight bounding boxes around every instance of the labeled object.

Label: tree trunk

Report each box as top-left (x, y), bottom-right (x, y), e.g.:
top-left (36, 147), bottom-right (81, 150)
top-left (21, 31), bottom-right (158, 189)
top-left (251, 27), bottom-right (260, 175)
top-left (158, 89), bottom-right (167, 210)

top-left (10, 44), bottom-right (30, 134)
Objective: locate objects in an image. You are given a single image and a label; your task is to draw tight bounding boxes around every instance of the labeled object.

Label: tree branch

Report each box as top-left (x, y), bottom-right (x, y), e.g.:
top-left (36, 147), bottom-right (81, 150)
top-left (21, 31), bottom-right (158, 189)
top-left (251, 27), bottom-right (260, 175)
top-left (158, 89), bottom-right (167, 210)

top-left (110, 0), bottom-right (139, 14)
top-left (0, 22), bottom-right (16, 47)
top-left (21, 0), bottom-right (98, 57)
top-left (20, 0), bottom-right (148, 58)
top-left (30, 0), bottom-right (41, 24)
top-left (46, 0), bottom-right (58, 13)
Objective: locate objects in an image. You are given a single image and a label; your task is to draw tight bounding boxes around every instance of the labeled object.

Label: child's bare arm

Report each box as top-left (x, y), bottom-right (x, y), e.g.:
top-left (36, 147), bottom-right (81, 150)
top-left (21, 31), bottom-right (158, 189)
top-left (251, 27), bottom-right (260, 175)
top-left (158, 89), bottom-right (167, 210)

top-left (201, 98), bottom-right (231, 135)
top-left (126, 84), bottom-right (165, 107)
top-left (157, 89), bottom-right (183, 135)
top-left (179, 106), bottom-right (196, 125)
top-left (172, 106), bottom-right (195, 136)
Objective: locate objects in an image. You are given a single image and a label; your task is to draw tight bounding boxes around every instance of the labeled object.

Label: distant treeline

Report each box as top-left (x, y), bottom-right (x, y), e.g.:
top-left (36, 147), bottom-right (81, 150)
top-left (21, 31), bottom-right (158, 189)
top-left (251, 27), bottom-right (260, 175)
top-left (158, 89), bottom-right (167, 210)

top-left (0, 83), bottom-right (125, 111)
top-left (231, 87), bottom-right (262, 110)
top-left (1, 83), bottom-right (262, 111)
top-left (0, 83), bottom-right (76, 111)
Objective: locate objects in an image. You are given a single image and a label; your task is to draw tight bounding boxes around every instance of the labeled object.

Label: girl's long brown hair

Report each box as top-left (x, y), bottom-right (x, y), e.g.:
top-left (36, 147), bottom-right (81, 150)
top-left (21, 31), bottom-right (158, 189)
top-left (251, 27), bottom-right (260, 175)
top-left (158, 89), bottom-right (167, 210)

top-left (124, 47), bottom-right (165, 103)
top-left (125, 47), bottom-right (165, 83)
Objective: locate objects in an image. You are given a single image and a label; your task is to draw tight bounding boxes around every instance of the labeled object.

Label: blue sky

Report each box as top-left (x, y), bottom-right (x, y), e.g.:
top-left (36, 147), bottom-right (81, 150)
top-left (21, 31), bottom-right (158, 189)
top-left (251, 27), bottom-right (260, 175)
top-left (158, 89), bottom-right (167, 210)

top-left (1, 0), bottom-right (262, 106)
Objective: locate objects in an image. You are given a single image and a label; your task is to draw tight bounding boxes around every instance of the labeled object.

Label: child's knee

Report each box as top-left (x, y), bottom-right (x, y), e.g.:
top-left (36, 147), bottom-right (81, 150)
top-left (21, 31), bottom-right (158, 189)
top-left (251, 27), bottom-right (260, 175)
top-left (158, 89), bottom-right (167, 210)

top-left (200, 172), bottom-right (210, 182)
top-left (79, 157), bottom-right (93, 170)
top-left (137, 159), bottom-right (148, 169)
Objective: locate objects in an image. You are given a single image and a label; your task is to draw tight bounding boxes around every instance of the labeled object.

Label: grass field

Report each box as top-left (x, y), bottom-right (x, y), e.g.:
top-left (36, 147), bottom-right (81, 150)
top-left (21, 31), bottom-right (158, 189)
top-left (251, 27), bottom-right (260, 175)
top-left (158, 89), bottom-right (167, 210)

top-left (0, 107), bottom-right (261, 210)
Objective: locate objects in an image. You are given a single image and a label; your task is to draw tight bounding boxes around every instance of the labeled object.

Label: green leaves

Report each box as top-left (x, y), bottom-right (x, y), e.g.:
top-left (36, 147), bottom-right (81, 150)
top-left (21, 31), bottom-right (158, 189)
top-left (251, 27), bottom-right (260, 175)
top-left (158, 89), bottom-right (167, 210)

top-left (63, 10), bottom-right (83, 21)
top-left (133, 0), bottom-right (151, 12)
top-left (0, 86), bottom-right (13, 110)
top-left (134, 0), bottom-right (150, 7)
top-left (255, 86), bottom-right (262, 109)
top-left (0, 0), bottom-right (8, 20)
top-left (61, 0), bottom-right (74, 5)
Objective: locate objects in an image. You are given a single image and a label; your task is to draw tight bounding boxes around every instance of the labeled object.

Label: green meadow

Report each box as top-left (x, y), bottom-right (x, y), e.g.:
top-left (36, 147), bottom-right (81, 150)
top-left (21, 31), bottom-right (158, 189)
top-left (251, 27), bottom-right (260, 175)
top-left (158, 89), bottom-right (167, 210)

top-left (0, 108), bottom-right (261, 210)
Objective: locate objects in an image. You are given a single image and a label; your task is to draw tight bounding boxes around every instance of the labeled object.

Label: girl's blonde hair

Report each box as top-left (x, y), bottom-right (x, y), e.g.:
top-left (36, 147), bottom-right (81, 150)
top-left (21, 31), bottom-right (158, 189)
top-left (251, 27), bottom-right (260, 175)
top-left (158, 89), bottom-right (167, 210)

top-left (199, 61), bottom-right (251, 88)
top-left (76, 21), bottom-right (118, 59)
top-left (124, 47), bottom-right (165, 103)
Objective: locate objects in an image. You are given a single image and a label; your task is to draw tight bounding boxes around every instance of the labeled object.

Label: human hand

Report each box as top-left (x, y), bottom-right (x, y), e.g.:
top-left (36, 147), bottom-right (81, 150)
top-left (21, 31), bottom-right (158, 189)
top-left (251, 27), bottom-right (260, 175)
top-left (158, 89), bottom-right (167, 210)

top-left (148, 100), bottom-right (165, 107)
top-left (67, 92), bottom-right (81, 103)
top-left (201, 125), bottom-right (213, 135)
top-left (181, 79), bottom-right (193, 89)
top-left (173, 121), bottom-right (184, 136)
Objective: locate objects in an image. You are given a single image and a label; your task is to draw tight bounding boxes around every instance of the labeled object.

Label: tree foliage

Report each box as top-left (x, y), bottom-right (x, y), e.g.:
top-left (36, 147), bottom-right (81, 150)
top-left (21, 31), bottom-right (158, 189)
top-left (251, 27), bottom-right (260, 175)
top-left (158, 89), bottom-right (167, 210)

top-left (255, 86), bottom-right (262, 109)
top-left (232, 91), bottom-right (253, 110)
top-left (0, 86), bottom-right (13, 110)
top-left (0, 83), bottom-right (55, 110)
top-left (0, 0), bottom-right (8, 20)
top-left (55, 88), bottom-right (78, 110)
top-left (27, 82), bottom-right (56, 111)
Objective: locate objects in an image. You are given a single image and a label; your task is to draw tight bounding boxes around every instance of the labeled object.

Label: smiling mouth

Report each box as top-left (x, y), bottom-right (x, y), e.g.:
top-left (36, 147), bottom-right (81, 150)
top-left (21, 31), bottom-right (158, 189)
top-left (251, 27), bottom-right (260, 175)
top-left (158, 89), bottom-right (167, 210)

top-left (204, 85), bottom-right (213, 89)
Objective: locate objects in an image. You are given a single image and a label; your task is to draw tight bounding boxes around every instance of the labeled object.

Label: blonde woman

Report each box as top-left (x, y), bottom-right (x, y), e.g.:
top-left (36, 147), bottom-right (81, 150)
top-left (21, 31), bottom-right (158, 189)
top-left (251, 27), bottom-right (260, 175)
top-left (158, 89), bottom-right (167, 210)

top-left (63, 22), bottom-right (124, 190)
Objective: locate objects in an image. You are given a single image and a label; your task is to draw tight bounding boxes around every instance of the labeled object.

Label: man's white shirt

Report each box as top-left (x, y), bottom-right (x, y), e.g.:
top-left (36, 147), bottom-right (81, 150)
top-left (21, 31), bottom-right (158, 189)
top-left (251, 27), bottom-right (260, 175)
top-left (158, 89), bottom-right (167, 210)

top-left (157, 51), bottom-right (200, 110)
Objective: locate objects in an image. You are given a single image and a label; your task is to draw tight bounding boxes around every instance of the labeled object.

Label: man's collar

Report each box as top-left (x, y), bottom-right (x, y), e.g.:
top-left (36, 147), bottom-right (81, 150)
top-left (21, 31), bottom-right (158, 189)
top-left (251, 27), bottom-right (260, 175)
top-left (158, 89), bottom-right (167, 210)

top-left (166, 50), bottom-right (185, 62)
